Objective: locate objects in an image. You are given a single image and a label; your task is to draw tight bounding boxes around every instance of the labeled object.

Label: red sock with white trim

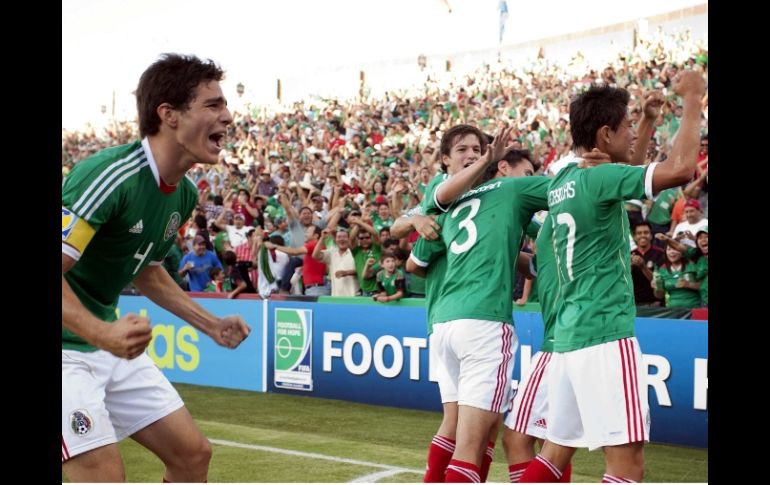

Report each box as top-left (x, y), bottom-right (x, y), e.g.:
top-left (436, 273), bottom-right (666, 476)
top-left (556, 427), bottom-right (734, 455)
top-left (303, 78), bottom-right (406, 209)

top-left (519, 454), bottom-right (561, 482)
top-left (602, 473), bottom-right (636, 482)
top-left (445, 459), bottom-right (481, 483)
top-left (508, 461), bottom-right (530, 482)
top-left (480, 441), bottom-right (495, 482)
top-left (424, 435), bottom-right (456, 482)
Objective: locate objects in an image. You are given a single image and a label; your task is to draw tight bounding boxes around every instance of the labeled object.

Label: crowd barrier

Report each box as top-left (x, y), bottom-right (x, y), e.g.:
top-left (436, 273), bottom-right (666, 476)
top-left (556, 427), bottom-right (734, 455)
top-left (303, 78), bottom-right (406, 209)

top-left (117, 295), bottom-right (707, 447)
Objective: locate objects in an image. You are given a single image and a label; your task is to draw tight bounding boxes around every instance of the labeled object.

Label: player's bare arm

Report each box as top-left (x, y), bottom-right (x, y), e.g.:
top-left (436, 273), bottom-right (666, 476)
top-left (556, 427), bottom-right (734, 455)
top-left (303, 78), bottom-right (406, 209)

top-left (62, 253), bottom-right (152, 359)
top-left (435, 125), bottom-right (515, 206)
top-left (630, 90), bottom-right (665, 166)
top-left (391, 214), bottom-right (440, 240)
top-left (132, 264), bottom-right (250, 348)
top-left (405, 255), bottom-right (428, 278)
top-left (651, 71), bottom-right (706, 194)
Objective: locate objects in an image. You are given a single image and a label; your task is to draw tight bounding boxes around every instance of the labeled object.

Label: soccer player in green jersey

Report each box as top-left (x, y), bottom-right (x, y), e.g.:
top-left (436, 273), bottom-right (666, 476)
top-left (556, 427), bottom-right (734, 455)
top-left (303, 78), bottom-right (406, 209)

top-left (520, 71), bottom-right (706, 483)
top-left (62, 54), bottom-right (251, 482)
top-left (504, 90), bottom-right (663, 483)
top-left (408, 142), bottom-right (548, 482)
top-left (408, 122), bottom-right (554, 482)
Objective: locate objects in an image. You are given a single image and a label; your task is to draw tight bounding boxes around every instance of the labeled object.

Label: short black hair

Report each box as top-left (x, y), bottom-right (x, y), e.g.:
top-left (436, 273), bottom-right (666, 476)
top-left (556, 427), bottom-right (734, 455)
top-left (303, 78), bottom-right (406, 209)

top-left (632, 221), bottom-right (652, 233)
top-left (569, 84), bottom-right (630, 151)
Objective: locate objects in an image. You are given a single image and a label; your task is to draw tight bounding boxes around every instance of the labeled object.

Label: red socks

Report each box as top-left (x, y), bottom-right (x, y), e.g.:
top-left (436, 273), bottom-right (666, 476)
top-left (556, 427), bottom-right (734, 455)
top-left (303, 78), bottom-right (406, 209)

top-left (602, 473), bottom-right (636, 482)
top-left (508, 461), bottom-right (530, 482)
top-left (445, 459), bottom-right (481, 483)
top-left (424, 435), bottom-right (456, 482)
top-left (520, 454), bottom-right (561, 482)
top-left (480, 441), bottom-right (495, 482)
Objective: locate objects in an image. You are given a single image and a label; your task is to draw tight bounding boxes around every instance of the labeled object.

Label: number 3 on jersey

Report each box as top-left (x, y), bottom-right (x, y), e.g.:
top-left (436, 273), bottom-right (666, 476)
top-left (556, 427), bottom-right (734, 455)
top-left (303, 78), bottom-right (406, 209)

top-left (450, 198), bottom-right (480, 254)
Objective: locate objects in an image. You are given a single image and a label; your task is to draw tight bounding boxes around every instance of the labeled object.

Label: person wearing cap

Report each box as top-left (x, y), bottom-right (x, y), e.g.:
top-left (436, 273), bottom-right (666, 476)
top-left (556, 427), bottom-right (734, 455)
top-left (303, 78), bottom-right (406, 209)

top-left (214, 209), bottom-right (251, 248)
top-left (179, 235), bottom-right (224, 292)
top-left (672, 198), bottom-right (708, 248)
top-left (256, 169), bottom-right (278, 196)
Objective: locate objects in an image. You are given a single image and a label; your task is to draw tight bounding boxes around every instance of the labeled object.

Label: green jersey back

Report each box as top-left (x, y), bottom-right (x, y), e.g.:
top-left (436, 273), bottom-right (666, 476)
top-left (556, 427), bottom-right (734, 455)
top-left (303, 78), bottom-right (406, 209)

top-left (62, 140), bottom-right (198, 352)
top-left (533, 214), bottom-right (557, 352)
top-left (547, 163), bottom-right (654, 352)
top-left (410, 236), bottom-right (447, 334)
top-left (428, 176), bottom-right (550, 324)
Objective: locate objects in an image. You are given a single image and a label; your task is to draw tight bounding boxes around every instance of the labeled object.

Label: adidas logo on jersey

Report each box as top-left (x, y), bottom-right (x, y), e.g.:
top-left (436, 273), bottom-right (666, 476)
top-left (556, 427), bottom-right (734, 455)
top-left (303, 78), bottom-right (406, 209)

top-left (533, 418), bottom-right (547, 429)
top-left (129, 220), bottom-right (144, 234)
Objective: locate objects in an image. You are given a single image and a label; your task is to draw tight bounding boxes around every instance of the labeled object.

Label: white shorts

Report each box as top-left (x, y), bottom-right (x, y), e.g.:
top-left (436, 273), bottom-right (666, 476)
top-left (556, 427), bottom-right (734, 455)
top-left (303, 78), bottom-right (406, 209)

top-left (62, 350), bottom-right (184, 462)
top-left (504, 351), bottom-right (552, 440)
top-left (432, 319), bottom-right (518, 413)
top-left (429, 333), bottom-right (458, 403)
top-left (546, 337), bottom-right (650, 451)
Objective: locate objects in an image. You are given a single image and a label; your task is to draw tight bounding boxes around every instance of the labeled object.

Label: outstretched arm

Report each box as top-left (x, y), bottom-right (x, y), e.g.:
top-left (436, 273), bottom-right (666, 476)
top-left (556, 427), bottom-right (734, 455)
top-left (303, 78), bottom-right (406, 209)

top-left (651, 71), bottom-right (706, 194)
top-left (133, 264), bottom-right (250, 348)
top-left (434, 125), bottom-right (515, 207)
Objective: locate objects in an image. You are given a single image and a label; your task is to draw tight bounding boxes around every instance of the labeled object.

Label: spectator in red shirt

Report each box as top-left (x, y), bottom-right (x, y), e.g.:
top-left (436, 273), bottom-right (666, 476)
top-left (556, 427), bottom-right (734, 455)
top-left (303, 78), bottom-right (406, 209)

top-left (263, 225), bottom-right (329, 296)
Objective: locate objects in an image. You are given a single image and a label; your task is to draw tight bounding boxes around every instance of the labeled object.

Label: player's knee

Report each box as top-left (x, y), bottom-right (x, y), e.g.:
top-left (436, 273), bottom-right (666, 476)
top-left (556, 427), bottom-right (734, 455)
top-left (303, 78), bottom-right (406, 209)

top-left (192, 437), bottom-right (213, 468)
top-left (171, 436), bottom-right (212, 471)
top-left (502, 430), bottom-right (514, 454)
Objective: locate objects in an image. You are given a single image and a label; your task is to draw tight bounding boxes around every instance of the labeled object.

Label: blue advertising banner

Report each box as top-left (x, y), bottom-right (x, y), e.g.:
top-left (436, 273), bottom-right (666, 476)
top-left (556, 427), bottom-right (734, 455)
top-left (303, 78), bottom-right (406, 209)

top-left (117, 295), bottom-right (266, 392)
top-left (266, 301), bottom-right (707, 448)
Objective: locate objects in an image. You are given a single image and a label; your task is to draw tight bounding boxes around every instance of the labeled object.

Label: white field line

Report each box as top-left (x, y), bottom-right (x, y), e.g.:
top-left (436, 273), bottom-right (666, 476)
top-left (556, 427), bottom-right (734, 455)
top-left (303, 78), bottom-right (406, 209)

top-left (209, 438), bottom-right (424, 482)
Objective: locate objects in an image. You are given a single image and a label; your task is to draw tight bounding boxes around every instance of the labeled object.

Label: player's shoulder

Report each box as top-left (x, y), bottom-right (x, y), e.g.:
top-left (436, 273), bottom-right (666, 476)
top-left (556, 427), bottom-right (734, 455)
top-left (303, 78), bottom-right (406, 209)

top-left (591, 162), bottom-right (645, 177)
top-left (65, 141), bottom-right (146, 183)
top-left (578, 162), bottom-right (644, 187)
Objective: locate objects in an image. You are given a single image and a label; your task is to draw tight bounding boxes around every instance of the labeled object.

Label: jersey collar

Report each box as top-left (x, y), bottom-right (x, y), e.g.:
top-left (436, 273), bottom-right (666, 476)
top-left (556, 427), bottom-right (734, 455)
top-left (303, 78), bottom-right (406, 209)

top-left (141, 137), bottom-right (177, 194)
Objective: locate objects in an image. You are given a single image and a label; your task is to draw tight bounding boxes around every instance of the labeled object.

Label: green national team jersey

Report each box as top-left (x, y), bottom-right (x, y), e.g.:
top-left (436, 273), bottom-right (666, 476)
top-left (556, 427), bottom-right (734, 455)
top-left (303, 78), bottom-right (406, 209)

top-left (420, 173), bottom-right (448, 212)
top-left (533, 215), bottom-right (557, 352)
top-left (410, 237), bottom-right (447, 334)
top-left (426, 176), bottom-right (550, 324)
top-left (547, 163), bottom-right (653, 352)
top-left (377, 268), bottom-right (405, 296)
top-left (62, 140), bottom-right (198, 352)
top-left (646, 187), bottom-right (678, 225)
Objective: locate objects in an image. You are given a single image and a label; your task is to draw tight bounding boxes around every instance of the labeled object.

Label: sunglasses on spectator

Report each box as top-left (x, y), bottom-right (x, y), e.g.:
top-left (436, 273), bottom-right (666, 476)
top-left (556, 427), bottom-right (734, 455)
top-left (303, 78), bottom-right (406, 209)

top-left (358, 235), bottom-right (371, 240)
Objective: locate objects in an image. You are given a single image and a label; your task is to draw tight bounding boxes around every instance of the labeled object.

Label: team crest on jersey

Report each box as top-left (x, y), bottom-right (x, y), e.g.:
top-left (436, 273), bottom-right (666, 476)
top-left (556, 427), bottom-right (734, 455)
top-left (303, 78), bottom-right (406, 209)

top-left (163, 212), bottom-right (182, 240)
top-left (69, 409), bottom-right (93, 436)
top-left (62, 208), bottom-right (77, 239)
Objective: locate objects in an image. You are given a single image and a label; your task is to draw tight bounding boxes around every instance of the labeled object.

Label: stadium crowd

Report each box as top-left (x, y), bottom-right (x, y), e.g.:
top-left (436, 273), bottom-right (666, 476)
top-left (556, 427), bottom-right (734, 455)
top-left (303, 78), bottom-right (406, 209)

top-left (62, 28), bottom-right (708, 309)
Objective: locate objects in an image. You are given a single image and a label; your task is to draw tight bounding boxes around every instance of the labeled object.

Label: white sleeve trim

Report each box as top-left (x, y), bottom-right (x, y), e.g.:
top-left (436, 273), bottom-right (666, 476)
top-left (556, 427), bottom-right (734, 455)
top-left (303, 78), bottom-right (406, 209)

top-left (432, 179), bottom-right (450, 213)
top-left (62, 243), bottom-right (81, 261)
top-left (529, 257), bottom-right (537, 278)
top-left (644, 162), bottom-right (660, 200)
top-left (148, 260), bottom-right (163, 266)
top-left (409, 253), bottom-right (429, 268)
